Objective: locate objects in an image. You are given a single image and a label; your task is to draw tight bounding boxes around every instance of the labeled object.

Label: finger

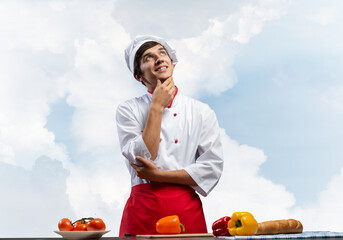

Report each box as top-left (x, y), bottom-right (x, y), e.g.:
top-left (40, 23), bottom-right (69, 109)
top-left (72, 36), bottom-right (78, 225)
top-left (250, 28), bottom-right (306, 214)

top-left (168, 76), bottom-right (174, 83)
top-left (161, 80), bottom-right (173, 94)
top-left (130, 164), bottom-right (137, 174)
top-left (167, 82), bottom-right (176, 95)
top-left (130, 161), bottom-right (138, 170)
top-left (136, 156), bottom-right (156, 169)
top-left (162, 76), bottom-right (173, 86)
top-left (136, 156), bottom-right (148, 166)
top-left (156, 79), bottom-right (162, 88)
top-left (166, 78), bottom-right (175, 92)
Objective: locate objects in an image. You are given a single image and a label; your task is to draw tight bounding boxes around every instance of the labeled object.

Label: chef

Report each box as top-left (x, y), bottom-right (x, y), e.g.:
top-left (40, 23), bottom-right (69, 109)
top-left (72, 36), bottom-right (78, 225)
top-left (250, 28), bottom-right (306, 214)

top-left (116, 35), bottom-right (224, 236)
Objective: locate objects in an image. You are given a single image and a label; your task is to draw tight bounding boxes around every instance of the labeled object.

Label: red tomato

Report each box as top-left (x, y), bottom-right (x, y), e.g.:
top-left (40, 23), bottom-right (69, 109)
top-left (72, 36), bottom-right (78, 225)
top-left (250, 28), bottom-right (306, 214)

top-left (58, 218), bottom-right (74, 231)
top-left (87, 218), bottom-right (106, 231)
top-left (74, 220), bottom-right (88, 231)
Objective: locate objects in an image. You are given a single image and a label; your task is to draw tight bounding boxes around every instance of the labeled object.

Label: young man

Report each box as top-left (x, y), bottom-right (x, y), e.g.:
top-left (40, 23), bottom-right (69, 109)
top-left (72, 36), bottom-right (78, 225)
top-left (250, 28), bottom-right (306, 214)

top-left (116, 35), bottom-right (224, 236)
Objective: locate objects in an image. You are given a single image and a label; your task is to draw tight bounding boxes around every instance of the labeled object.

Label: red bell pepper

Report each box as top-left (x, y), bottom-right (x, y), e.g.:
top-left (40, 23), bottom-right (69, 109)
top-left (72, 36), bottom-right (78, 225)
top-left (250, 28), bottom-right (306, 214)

top-left (212, 216), bottom-right (231, 236)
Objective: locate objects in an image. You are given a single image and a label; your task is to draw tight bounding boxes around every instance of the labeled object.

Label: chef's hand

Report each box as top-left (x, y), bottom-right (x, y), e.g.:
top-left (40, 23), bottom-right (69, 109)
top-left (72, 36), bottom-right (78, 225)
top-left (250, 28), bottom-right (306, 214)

top-left (131, 156), bottom-right (197, 186)
top-left (130, 156), bottom-right (162, 181)
top-left (151, 77), bottom-right (176, 110)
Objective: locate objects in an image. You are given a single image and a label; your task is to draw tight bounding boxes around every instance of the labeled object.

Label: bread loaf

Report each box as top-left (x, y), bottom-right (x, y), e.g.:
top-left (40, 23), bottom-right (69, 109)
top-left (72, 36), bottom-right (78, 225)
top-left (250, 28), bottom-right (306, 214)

top-left (255, 219), bottom-right (303, 235)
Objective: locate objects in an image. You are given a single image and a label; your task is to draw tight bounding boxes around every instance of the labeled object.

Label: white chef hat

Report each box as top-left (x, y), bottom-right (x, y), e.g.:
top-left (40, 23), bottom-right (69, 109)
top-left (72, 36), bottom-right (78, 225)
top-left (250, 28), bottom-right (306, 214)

top-left (124, 35), bottom-right (178, 74)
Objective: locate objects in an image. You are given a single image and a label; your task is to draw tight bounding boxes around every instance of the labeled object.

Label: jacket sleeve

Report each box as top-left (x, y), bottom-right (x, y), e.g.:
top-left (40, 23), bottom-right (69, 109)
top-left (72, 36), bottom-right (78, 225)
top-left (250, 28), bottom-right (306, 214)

top-left (116, 102), bottom-right (151, 166)
top-left (183, 108), bottom-right (224, 197)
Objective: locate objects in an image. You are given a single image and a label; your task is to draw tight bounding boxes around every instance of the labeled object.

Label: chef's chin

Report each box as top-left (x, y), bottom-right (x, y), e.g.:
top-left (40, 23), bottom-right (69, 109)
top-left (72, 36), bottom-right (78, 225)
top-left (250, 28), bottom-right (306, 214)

top-left (159, 75), bottom-right (172, 83)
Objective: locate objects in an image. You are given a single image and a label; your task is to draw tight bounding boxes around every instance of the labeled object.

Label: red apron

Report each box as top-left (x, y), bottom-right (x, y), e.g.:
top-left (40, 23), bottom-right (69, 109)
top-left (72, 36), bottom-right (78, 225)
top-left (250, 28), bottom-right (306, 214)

top-left (119, 182), bottom-right (207, 236)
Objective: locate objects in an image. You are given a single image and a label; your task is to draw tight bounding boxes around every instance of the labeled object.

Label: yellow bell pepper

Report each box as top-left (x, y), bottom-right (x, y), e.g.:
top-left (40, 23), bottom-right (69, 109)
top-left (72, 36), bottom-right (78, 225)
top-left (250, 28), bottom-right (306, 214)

top-left (228, 212), bottom-right (258, 236)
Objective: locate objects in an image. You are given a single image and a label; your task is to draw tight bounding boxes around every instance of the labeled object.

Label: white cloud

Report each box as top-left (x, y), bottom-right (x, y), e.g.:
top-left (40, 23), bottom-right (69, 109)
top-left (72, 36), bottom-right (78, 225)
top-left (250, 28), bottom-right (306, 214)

top-left (63, 35), bottom-right (135, 153)
top-left (225, 0), bottom-right (290, 44)
top-left (0, 45), bottom-right (69, 169)
top-left (291, 84), bottom-right (343, 232)
top-left (307, 6), bottom-right (340, 26)
top-left (293, 167), bottom-right (343, 232)
top-left (172, 23), bottom-right (238, 97)
top-left (172, 0), bottom-right (290, 97)
top-left (0, 157), bottom-right (74, 237)
top-left (203, 130), bottom-right (296, 230)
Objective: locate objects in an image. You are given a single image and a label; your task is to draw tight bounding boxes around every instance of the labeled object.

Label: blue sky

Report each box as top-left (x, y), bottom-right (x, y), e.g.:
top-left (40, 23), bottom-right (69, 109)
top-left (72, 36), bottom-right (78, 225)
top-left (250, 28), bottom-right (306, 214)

top-left (1, 0), bottom-right (343, 237)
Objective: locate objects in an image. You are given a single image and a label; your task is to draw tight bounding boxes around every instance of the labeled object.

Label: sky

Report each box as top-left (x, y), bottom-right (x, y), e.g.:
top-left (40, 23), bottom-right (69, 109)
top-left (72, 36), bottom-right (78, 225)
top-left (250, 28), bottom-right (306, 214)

top-left (1, 0), bottom-right (343, 237)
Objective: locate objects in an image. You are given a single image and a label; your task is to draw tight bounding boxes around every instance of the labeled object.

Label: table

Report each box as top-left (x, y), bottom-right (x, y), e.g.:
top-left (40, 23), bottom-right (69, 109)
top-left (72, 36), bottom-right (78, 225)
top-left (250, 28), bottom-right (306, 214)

top-left (1, 238), bottom-right (342, 240)
top-left (2, 232), bottom-right (343, 240)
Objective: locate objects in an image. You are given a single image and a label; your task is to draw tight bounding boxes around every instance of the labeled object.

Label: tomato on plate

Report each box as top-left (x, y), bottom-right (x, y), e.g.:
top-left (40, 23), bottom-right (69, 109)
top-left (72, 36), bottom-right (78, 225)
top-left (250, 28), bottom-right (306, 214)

top-left (73, 220), bottom-right (88, 231)
top-left (87, 218), bottom-right (106, 231)
top-left (58, 218), bottom-right (74, 231)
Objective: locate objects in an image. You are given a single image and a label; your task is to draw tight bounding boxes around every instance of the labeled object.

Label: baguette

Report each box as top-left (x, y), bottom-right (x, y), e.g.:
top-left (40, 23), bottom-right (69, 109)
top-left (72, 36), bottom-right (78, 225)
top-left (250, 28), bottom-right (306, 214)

top-left (255, 219), bottom-right (303, 235)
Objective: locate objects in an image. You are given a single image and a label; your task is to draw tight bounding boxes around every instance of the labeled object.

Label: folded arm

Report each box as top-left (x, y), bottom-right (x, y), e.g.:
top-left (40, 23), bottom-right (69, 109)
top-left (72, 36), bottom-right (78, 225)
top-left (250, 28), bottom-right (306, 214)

top-left (131, 156), bottom-right (197, 185)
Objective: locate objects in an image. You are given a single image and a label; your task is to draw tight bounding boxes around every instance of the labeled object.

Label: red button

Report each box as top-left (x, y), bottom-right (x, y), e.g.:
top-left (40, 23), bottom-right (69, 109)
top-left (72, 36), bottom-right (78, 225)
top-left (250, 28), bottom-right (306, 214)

top-left (174, 113), bottom-right (177, 117)
top-left (175, 139), bottom-right (178, 144)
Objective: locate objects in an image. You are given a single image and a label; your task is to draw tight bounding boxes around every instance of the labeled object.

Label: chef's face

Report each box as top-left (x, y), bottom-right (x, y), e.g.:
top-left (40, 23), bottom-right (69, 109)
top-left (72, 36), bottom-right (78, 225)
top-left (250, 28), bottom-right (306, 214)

top-left (136, 44), bottom-right (174, 91)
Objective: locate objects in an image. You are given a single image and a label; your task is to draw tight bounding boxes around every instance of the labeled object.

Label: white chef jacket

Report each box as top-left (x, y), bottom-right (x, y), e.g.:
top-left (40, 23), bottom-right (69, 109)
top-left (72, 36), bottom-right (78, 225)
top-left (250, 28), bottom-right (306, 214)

top-left (116, 88), bottom-right (224, 197)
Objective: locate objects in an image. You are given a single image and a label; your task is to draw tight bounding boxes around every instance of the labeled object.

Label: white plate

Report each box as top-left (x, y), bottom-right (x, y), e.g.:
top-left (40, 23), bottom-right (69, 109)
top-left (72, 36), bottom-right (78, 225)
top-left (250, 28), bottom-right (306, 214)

top-left (54, 230), bottom-right (110, 240)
